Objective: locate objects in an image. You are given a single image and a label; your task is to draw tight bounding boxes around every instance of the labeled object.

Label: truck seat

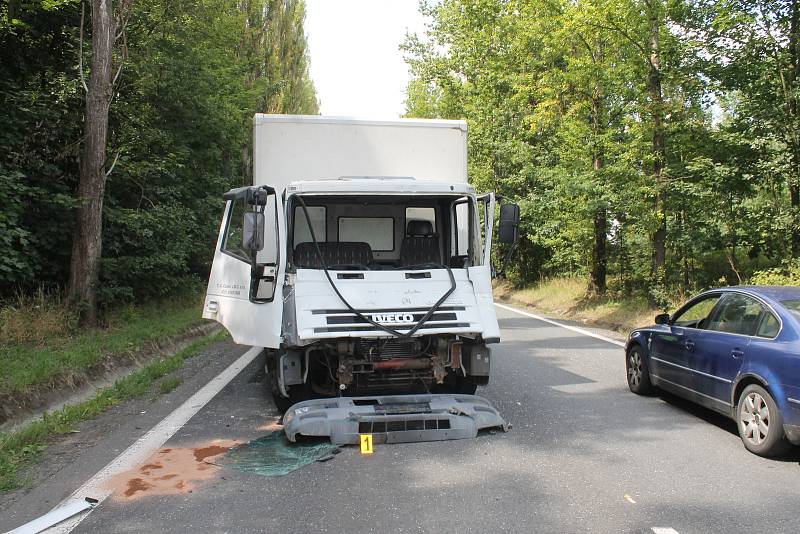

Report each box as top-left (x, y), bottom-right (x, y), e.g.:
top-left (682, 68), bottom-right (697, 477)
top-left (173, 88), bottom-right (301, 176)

top-left (294, 241), bottom-right (374, 268)
top-left (400, 220), bottom-right (441, 266)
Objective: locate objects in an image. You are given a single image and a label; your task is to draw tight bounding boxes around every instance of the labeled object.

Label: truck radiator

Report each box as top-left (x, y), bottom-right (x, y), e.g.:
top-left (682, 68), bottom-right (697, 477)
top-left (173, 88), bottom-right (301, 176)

top-left (356, 338), bottom-right (429, 360)
top-left (355, 370), bottom-right (433, 390)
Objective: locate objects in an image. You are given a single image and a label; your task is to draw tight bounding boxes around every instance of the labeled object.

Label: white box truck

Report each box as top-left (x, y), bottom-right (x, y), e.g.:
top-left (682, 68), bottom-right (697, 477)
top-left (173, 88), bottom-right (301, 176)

top-left (203, 115), bottom-right (519, 411)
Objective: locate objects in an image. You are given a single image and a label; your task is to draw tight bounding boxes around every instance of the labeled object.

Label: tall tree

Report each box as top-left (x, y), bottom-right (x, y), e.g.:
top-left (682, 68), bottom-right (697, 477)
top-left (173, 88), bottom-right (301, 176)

top-left (646, 0), bottom-right (668, 281)
top-left (68, 0), bottom-right (130, 324)
top-left (690, 0), bottom-right (800, 259)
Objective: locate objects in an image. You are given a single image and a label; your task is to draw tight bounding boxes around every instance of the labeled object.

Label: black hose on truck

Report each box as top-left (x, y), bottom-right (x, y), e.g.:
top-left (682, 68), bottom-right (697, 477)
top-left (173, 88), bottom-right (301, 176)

top-left (295, 194), bottom-right (456, 339)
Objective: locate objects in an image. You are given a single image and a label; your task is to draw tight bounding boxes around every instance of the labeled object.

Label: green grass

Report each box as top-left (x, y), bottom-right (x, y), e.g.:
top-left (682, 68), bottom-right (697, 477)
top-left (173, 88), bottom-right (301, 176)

top-left (0, 297), bottom-right (205, 399)
top-left (494, 276), bottom-right (669, 334)
top-left (0, 330), bottom-right (227, 493)
top-left (158, 376), bottom-right (182, 394)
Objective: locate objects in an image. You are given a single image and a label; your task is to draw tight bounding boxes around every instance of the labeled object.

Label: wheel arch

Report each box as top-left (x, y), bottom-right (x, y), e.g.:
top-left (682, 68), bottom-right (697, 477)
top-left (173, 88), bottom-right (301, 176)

top-left (731, 373), bottom-right (770, 409)
top-left (624, 333), bottom-right (648, 356)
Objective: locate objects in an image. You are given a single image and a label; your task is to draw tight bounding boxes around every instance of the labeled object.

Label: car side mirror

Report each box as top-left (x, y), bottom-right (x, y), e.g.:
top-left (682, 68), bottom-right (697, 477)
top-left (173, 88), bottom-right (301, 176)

top-left (655, 313), bottom-right (670, 325)
top-left (498, 203), bottom-right (520, 244)
top-left (242, 211), bottom-right (265, 251)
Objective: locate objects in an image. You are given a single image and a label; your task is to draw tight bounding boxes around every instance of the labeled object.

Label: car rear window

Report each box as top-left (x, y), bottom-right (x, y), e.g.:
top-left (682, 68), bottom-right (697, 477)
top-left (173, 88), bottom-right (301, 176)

top-left (757, 312), bottom-right (780, 338)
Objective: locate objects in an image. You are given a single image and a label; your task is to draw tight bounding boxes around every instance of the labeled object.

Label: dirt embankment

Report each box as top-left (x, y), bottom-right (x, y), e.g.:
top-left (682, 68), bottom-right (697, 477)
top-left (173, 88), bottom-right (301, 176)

top-left (0, 322), bottom-right (220, 431)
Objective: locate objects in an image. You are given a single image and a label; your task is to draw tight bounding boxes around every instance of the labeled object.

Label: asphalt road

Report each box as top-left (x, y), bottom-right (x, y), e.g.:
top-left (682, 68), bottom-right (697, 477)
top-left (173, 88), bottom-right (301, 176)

top-left (3, 304), bottom-right (800, 533)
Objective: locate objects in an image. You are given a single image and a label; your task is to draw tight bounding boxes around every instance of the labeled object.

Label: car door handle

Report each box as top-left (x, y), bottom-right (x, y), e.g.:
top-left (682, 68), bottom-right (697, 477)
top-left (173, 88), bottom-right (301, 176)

top-left (731, 348), bottom-right (744, 359)
top-left (684, 340), bottom-right (695, 351)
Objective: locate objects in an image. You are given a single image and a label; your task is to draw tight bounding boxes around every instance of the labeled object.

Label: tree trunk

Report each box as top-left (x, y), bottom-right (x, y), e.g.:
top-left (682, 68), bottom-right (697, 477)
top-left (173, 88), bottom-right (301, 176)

top-left (589, 133), bottom-right (607, 295)
top-left (68, 0), bottom-right (115, 325)
top-left (793, 185), bottom-right (800, 257)
top-left (648, 1), bottom-right (667, 281)
top-left (681, 210), bottom-right (690, 288)
top-left (590, 203), bottom-right (607, 295)
top-left (587, 29), bottom-right (607, 294)
top-left (789, 0), bottom-right (800, 257)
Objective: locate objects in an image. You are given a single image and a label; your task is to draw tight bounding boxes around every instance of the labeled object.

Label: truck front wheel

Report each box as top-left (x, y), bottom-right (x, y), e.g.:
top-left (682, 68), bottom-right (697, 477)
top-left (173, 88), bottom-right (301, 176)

top-left (438, 373), bottom-right (478, 395)
top-left (458, 376), bottom-right (478, 395)
top-left (264, 353), bottom-right (310, 412)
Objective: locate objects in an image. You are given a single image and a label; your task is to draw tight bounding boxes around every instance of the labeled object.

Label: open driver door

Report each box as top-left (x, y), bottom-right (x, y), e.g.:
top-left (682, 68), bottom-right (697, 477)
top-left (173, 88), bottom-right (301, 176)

top-left (203, 186), bottom-right (285, 348)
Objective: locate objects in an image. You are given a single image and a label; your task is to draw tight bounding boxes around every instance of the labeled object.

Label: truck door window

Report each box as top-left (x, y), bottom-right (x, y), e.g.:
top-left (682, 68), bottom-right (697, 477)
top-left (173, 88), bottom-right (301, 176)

top-left (293, 206), bottom-right (326, 247)
top-left (478, 199), bottom-right (487, 259)
top-left (338, 217), bottom-right (394, 251)
top-left (454, 202), bottom-right (470, 256)
top-left (221, 199), bottom-right (252, 262)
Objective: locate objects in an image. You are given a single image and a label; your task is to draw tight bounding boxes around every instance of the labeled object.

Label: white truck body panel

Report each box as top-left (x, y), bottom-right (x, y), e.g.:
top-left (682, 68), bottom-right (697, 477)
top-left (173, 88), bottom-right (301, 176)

top-left (253, 115), bottom-right (468, 192)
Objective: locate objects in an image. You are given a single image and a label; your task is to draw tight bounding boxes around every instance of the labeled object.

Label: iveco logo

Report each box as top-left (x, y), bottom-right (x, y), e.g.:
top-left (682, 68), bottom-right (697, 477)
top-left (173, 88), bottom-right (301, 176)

top-left (371, 313), bottom-right (414, 324)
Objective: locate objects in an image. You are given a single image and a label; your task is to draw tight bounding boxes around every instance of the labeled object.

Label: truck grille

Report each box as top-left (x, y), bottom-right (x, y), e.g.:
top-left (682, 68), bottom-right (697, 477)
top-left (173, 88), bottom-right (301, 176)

top-left (309, 306), bottom-right (470, 335)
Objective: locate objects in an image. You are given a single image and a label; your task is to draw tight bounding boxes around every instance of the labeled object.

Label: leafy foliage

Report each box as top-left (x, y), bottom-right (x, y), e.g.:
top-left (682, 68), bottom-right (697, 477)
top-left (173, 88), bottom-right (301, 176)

top-left (404, 0), bottom-right (800, 296)
top-left (751, 261), bottom-right (800, 286)
top-left (0, 0), bottom-right (317, 304)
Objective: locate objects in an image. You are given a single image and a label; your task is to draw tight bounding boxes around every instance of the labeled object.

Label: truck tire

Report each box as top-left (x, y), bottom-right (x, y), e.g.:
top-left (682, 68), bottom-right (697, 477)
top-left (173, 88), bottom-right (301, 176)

top-left (272, 383), bottom-right (311, 413)
top-left (458, 377), bottom-right (478, 395)
top-left (438, 373), bottom-right (477, 395)
top-left (264, 357), bottom-right (310, 413)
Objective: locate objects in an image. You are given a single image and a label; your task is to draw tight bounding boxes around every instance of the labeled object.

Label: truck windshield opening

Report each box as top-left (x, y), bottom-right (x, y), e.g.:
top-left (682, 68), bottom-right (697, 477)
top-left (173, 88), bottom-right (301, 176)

top-left (288, 194), bottom-right (480, 271)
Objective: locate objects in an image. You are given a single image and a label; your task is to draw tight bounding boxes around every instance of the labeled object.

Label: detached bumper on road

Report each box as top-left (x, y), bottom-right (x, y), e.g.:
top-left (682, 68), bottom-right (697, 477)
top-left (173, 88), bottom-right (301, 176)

top-left (283, 394), bottom-right (508, 445)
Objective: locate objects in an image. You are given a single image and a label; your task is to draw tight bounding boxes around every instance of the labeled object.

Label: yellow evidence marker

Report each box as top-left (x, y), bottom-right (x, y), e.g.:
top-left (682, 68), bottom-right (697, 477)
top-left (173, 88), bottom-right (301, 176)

top-left (360, 434), bottom-right (374, 455)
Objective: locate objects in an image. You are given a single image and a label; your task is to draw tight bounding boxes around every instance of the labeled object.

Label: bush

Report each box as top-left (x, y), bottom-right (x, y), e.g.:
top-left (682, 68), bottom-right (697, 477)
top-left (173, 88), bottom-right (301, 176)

top-left (0, 288), bottom-right (77, 346)
top-left (749, 260), bottom-right (800, 286)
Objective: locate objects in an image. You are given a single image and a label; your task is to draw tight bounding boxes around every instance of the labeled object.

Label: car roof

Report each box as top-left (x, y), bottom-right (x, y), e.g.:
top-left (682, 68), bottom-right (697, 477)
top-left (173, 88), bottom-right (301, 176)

top-left (719, 285), bottom-right (800, 303)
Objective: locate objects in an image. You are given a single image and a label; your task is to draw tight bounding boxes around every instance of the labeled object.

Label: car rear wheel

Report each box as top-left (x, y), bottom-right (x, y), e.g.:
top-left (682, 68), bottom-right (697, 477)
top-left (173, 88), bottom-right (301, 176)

top-left (626, 345), bottom-right (653, 395)
top-left (737, 384), bottom-right (792, 457)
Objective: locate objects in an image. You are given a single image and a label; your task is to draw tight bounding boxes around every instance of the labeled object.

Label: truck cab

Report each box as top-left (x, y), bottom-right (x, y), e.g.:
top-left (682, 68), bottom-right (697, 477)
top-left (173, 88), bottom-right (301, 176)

top-left (203, 115), bottom-right (519, 409)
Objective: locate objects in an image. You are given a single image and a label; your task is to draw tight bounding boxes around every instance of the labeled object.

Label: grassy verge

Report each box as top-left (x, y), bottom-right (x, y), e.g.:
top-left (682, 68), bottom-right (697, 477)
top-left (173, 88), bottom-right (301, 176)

top-left (0, 296), bottom-right (206, 401)
top-left (0, 330), bottom-right (227, 493)
top-left (494, 277), bottom-right (669, 334)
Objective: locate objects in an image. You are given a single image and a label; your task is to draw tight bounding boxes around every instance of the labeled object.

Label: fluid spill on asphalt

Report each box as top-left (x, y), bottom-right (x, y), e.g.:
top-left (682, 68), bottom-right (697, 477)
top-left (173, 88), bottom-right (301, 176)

top-left (213, 432), bottom-right (340, 477)
top-left (193, 444), bottom-right (230, 462)
top-left (107, 439), bottom-right (239, 501)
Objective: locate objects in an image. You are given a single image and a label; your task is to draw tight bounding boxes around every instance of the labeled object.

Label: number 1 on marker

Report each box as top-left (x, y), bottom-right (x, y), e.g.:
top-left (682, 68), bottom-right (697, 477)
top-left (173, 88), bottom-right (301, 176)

top-left (360, 434), bottom-right (374, 454)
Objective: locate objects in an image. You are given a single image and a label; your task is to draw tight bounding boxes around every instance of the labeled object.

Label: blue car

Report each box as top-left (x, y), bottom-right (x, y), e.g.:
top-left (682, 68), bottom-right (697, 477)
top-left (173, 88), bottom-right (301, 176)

top-left (625, 286), bottom-right (800, 457)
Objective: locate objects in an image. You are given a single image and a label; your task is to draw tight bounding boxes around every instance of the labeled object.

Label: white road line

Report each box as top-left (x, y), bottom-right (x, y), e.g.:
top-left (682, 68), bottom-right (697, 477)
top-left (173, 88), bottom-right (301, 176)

top-left (494, 302), bottom-right (626, 347)
top-left (652, 528), bottom-right (680, 534)
top-left (18, 345), bottom-right (264, 534)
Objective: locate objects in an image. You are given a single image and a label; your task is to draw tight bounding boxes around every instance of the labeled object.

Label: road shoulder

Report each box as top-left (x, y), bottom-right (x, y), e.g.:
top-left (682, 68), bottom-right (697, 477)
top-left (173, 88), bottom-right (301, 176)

top-left (0, 338), bottom-right (247, 532)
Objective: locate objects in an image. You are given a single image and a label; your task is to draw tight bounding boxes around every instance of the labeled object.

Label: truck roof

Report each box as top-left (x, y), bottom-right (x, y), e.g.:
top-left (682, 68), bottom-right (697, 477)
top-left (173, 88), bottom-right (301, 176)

top-left (285, 177), bottom-right (476, 196)
top-left (254, 114), bottom-right (467, 131)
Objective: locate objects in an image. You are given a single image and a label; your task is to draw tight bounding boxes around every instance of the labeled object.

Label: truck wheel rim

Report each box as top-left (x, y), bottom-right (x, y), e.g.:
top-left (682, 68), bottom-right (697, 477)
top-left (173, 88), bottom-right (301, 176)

top-left (628, 351), bottom-right (642, 387)
top-left (740, 392), bottom-right (770, 445)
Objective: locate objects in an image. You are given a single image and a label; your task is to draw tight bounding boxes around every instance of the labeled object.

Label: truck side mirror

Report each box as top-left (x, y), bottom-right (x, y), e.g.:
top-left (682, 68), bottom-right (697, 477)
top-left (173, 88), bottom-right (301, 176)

top-left (242, 211), bottom-right (265, 251)
top-left (498, 203), bottom-right (520, 244)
